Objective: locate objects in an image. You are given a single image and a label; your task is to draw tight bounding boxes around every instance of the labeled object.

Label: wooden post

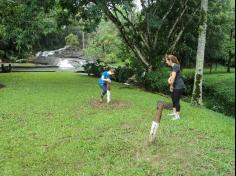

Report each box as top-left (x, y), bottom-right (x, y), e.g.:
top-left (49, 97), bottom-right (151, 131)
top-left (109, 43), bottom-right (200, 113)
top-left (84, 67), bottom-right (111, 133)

top-left (1, 64), bottom-right (4, 72)
top-left (9, 64), bottom-right (12, 72)
top-left (149, 101), bottom-right (172, 143)
top-left (82, 32), bottom-right (85, 49)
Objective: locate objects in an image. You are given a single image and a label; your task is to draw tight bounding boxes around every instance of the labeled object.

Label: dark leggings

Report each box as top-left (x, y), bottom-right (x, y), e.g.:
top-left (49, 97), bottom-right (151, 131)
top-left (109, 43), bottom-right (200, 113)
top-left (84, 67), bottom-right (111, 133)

top-left (171, 88), bottom-right (184, 112)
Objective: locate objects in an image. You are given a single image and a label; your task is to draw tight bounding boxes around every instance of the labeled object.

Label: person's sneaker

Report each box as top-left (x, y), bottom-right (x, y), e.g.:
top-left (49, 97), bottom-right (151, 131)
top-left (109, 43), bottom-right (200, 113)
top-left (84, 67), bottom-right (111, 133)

top-left (99, 97), bottom-right (103, 102)
top-left (172, 115), bottom-right (180, 120)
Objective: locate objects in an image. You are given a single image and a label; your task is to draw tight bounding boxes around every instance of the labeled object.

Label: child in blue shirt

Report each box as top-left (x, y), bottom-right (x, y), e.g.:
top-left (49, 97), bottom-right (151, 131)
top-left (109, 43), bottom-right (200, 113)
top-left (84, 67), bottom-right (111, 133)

top-left (98, 68), bottom-right (115, 103)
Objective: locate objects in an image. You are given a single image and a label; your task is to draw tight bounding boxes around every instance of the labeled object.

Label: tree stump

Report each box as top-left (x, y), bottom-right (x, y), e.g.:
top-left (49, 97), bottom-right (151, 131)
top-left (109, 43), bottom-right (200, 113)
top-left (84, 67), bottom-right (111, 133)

top-left (149, 101), bottom-right (173, 143)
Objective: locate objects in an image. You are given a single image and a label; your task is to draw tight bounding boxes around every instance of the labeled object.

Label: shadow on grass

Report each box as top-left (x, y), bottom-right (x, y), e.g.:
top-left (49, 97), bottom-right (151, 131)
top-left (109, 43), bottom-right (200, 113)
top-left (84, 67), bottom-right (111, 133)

top-left (118, 85), bottom-right (138, 90)
top-left (0, 84), bottom-right (5, 89)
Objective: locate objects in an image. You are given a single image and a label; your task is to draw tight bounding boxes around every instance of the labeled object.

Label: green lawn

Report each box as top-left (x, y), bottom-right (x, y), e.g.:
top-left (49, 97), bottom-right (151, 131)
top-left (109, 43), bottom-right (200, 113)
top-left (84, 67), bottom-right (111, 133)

top-left (181, 67), bottom-right (235, 116)
top-left (0, 72), bottom-right (235, 175)
top-left (204, 73), bottom-right (235, 94)
top-left (182, 65), bottom-right (235, 77)
top-left (203, 73), bottom-right (235, 116)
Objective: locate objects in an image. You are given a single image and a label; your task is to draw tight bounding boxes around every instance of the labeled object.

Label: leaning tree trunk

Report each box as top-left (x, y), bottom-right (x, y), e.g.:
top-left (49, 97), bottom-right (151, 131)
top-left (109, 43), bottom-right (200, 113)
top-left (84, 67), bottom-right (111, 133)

top-left (191, 0), bottom-right (208, 105)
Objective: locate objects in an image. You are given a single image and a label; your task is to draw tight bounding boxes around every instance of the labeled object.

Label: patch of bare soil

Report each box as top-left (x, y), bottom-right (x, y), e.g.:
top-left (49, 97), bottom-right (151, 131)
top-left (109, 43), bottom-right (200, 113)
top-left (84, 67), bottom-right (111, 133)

top-left (120, 123), bottom-right (132, 130)
top-left (89, 99), bottom-right (130, 110)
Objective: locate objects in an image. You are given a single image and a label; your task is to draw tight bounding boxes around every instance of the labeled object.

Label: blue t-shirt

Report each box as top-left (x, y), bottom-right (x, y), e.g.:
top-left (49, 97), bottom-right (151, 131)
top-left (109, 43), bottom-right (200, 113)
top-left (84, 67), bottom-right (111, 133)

top-left (98, 71), bottom-right (110, 85)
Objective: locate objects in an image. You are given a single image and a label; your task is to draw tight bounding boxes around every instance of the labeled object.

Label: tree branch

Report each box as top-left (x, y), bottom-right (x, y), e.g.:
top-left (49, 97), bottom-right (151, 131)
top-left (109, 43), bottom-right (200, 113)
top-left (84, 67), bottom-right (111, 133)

top-left (167, 0), bottom-right (189, 39)
top-left (134, 45), bottom-right (151, 69)
top-left (96, 1), bottom-right (150, 69)
top-left (140, 0), bottom-right (147, 9)
top-left (153, 0), bottom-right (176, 49)
top-left (168, 6), bottom-right (200, 53)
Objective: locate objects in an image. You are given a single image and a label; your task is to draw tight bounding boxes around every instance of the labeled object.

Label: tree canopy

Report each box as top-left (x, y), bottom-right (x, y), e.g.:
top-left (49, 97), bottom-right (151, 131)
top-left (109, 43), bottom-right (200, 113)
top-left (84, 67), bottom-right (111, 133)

top-left (0, 0), bottom-right (58, 60)
top-left (0, 0), bottom-right (234, 70)
top-left (60, 0), bottom-right (201, 71)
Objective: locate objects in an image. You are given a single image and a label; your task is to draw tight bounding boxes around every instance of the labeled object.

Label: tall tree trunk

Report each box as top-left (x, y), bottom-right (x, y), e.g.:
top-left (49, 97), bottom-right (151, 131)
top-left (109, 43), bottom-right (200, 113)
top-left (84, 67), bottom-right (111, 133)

top-left (209, 63), bottom-right (212, 73)
top-left (215, 62), bottom-right (218, 71)
top-left (191, 0), bottom-right (208, 105)
top-left (82, 32), bottom-right (85, 49)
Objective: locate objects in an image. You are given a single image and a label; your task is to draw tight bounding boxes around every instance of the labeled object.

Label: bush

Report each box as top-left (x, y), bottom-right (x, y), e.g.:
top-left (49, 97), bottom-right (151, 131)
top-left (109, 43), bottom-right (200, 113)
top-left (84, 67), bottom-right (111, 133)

top-left (83, 61), bottom-right (135, 83)
top-left (65, 33), bottom-right (79, 47)
top-left (83, 60), bottom-right (108, 77)
top-left (139, 68), bottom-right (171, 94)
top-left (113, 66), bottom-right (134, 83)
top-left (181, 73), bottom-right (194, 96)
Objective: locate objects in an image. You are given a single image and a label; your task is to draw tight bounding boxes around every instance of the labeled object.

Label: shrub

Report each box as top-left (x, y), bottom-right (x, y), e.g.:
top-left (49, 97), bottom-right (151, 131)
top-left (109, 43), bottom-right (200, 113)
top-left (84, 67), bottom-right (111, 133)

top-left (83, 60), bottom-right (108, 77)
top-left (139, 68), bottom-right (171, 94)
top-left (65, 33), bottom-right (79, 47)
top-left (83, 61), bottom-right (135, 83)
top-left (181, 73), bottom-right (194, 96)
top-left (113, 66), bottom-right (134, 83)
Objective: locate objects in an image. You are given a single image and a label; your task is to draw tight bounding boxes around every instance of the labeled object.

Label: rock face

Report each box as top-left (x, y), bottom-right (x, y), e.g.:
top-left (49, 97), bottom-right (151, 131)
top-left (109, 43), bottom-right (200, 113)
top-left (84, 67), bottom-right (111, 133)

top-left (34, 46), bottom-right (82, 65)
top-left (34, 46), bottom-right (96, 71)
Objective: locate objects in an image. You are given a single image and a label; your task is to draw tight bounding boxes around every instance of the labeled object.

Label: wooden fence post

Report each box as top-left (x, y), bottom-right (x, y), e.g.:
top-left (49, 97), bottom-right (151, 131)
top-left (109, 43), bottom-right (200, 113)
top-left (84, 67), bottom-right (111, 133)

top-left (149, 101), bottom-right (172, 143)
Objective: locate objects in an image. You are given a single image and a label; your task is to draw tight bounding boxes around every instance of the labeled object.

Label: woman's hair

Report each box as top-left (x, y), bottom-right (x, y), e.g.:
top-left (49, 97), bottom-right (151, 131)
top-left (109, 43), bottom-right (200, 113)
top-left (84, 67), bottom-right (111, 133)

top-left (165, 54), bottom-right (180, 64)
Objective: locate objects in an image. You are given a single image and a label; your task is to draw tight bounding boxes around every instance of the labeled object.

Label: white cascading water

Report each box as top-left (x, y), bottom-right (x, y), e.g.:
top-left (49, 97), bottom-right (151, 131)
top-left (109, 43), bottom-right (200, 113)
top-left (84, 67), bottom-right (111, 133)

top-left (57, 59), bottom-right (74, 68)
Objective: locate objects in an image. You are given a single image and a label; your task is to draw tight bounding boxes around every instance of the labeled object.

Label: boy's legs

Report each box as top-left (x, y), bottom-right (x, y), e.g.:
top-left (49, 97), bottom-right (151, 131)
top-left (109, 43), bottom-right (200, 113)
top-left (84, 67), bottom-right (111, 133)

top-left (106, 83), bottom-right (111, 103)
top-left (99, 84), bottom-right (107, 102)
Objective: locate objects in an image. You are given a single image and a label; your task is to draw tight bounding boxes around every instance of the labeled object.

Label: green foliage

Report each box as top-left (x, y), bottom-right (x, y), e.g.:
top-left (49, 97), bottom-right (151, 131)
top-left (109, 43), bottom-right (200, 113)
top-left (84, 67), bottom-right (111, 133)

top-left (113, 66), bottom-right (134, 83)
top-left (140, 67), bottom-right (170, 94)
top-left (205, 0), bottom-right (235, 65)
top-left (65, 0), bottom-right (231, 71)
top-left (181, 70), bottom-right (235, 116)
top-left (82, 60), bottom-right (108, 77)
top-left (0, 0), bottom-right (234, 70)
top-left (62, 0), bottom-right (201, 71)
top-left (65, 33), bottom-right (80, 47)
top-left (0, 49), bottom-right (4, 59)
top-left (83, 20), bottom-right (133, 65)
top-left (0, 0), bottom-right (58, 60)
top-left (181, 73), bottom-right (195, 96)
top-left (83, 60), bottom-right (134, 83)
top-left (0, 72), bottom-right (234, 175)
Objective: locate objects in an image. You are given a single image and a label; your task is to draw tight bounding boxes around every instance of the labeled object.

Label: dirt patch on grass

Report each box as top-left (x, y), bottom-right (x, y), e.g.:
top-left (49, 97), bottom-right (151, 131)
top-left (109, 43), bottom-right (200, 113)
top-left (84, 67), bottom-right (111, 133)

top-left (0, 84), bottom-right (5, 89)
top-left (89, 99), bottom-right (130, 110)
top-left (121, 123), bottom-right (132, 130)
top-left (149, 148), bottom-right (194, 174)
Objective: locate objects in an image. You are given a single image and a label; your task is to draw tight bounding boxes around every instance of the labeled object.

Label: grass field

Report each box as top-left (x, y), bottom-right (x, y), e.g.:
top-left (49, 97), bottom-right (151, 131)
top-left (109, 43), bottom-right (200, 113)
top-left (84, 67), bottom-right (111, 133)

top-left (0, 72), bottom-right (235, 175)
top-left (203, 73), bottom-right (235, 95)
top-left (203, 73), bottom-right (235, 116)
top-left (182, 65), bottom-right (235, 76)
